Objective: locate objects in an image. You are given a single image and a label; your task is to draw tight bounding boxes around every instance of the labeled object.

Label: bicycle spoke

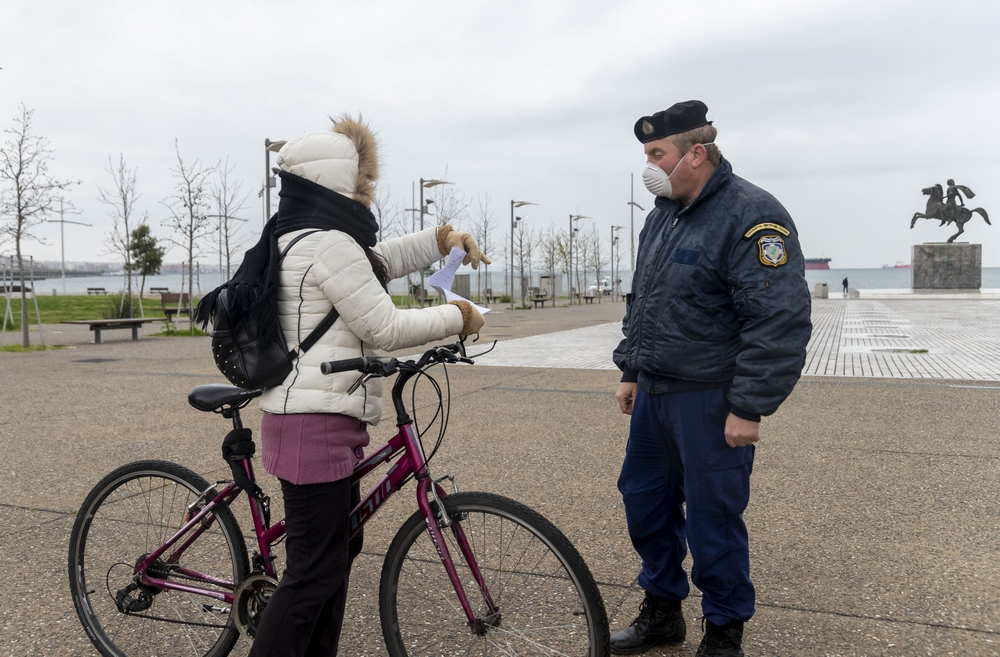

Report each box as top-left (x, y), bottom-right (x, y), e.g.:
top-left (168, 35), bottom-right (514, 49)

top-left (70, 461), bottom-right (248, 657)
top-left (381, 493), bottom-right (607, 657)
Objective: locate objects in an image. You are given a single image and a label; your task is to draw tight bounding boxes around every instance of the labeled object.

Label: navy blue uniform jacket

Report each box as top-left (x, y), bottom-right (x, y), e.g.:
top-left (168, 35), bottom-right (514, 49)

top-left (613, 158), bottom-right (812, 420)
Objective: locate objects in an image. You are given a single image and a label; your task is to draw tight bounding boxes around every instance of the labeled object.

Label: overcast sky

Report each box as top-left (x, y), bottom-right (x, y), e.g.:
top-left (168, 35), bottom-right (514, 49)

top-left (2, 0), bottom-right (999, 269)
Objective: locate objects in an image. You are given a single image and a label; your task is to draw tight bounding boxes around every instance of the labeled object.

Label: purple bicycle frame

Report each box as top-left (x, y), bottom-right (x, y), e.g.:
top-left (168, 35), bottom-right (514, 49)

top-left (135, 419), bottom-right (497, 627)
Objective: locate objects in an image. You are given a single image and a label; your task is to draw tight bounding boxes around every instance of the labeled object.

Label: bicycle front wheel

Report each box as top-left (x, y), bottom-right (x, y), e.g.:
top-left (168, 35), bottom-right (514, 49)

top-left (380, 491), bottom-right (610, 656)
top-left (68, 460), bottom-right (250, 657)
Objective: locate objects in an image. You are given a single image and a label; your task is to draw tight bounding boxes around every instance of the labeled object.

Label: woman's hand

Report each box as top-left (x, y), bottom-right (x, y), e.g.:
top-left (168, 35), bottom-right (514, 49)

top-left (449, 301), bottom-right (485, 336)
top-left (438, 225), bottom-right (492, 269)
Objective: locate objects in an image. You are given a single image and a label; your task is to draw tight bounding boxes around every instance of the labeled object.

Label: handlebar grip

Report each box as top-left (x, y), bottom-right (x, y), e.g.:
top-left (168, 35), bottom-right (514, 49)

top-left (320, 357), bottom-right (367, 375)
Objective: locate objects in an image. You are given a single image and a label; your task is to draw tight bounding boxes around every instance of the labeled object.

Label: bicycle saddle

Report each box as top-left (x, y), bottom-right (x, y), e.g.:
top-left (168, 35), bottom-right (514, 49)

top-left (188, 384), bottom-right (263, 412)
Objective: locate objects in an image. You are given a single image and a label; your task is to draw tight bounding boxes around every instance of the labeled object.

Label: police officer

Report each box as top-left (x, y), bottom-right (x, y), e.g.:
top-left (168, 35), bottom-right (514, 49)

top-left (612, 101), bottom-right (812, 656)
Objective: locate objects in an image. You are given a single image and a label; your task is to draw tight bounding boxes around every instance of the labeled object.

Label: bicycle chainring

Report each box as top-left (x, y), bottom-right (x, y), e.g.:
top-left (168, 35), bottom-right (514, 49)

top-left (233, 574), bottom-right (278, 641)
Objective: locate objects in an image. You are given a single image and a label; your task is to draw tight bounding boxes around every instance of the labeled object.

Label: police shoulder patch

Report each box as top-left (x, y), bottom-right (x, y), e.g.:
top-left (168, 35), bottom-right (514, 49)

top-left (744, 222), bottom-right (790, 239)
top-left (758, 235), bottom-right (787, 267)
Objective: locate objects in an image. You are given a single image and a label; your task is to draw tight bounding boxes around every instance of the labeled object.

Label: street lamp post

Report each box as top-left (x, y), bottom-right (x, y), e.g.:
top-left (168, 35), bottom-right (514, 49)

top-left (568, 214), bottom-right (589, 305)
top-left (42, 199), bottom-right (92, 295)
top-left (263, 139), bottom-right (286, 226)
top-left (510, 201), bottom-right (537, 310)
top-left (414, 179), bottom-right (451, 307)
top-left (627, 173), bottom-right (645, 284)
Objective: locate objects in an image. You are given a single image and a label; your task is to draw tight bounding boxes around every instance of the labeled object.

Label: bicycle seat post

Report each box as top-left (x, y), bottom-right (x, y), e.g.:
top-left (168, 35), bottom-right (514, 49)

top-left (222, 406), bottom-right (244, 431)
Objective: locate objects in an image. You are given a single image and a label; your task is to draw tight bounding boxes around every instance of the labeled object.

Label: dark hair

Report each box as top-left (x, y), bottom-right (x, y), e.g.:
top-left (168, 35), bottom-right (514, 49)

top-left (365, 248), bottom-right (390, 292)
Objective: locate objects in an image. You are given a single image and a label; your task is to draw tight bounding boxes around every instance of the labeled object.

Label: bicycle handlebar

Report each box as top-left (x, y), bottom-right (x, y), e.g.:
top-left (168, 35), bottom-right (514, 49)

top-left (319, 342), bottom-right (470, 378)
top-left (319, 357), bottom-right (369, 375)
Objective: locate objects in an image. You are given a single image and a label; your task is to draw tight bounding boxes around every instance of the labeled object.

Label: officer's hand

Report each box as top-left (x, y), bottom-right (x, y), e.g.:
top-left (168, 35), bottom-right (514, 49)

top-left (616, 382), bottom-right (638, 415)
top-left (725, 413), bottom-right (760, 447)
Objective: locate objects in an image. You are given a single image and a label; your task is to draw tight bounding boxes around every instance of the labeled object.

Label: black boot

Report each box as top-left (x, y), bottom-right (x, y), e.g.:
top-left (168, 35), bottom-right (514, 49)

top-left (695, 618), bottom-right (744, 657)
top-left (610, 592), bottom-right (686, 655)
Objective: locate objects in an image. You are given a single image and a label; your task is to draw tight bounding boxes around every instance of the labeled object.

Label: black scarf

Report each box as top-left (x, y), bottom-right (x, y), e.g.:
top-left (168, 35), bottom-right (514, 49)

top-left (194, 171), bottom-right (379, 344)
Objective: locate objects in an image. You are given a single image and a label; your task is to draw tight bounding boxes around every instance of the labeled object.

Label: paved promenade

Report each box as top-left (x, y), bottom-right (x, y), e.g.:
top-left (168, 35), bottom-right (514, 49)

top-left (473, 299), bottom-right (1000, 382)
top-left (3, 298), bottom-right (1000, 656)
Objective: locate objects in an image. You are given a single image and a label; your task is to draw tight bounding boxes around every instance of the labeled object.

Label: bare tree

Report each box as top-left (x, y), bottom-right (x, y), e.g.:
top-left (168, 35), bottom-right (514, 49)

top-left (538, 225), bottom-right (560, 300)
top-left (212, 158), bottom-right (249, 281)
top-left (161, 141), bottom-right (216, 326)
top-left (427, 169), bottom-right (470, 229)
top-left (586, 223), bottom-right (608, 303)
top-left (0, 105), bottom-right (78, 347)
top-left (99, 154), bottom-right (140, 317)
top-left (577, 229), bottom-right (589, 299)
top-left (372, 182), bottom-right (406, 243)
top-left (473, 194), bottom-right (496, 301)
top-left (513, 221), bottom-right (536, 307)
top-left (556, 229), bottom-right (572, 301)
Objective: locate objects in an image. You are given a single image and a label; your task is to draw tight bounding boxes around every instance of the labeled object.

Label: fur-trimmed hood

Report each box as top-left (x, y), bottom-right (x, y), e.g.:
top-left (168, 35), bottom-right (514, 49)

top-left (276, 115), bottom-right (379, 208)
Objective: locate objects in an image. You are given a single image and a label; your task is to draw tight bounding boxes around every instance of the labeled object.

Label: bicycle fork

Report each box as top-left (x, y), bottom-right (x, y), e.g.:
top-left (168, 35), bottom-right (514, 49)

top-left (416, 475), bottom-right (500, 635)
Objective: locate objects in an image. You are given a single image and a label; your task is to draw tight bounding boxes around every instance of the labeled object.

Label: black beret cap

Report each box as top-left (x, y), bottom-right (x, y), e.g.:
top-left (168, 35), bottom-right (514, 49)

top-left (634, 100), bottom-right (712, 143)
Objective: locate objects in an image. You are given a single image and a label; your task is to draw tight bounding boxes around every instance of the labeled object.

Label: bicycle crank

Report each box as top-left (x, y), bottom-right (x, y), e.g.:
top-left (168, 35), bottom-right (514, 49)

top-left (233, 573), bottom-right (279, 641)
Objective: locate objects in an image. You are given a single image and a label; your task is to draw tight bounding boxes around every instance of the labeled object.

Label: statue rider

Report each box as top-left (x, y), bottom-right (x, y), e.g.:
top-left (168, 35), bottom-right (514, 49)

top-left (944, 179), bottom-right (975, 224)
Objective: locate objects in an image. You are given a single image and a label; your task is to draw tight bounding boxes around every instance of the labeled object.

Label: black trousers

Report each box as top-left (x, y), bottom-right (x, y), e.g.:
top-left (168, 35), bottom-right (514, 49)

top-left (248, 477), bottom-right (362, 657)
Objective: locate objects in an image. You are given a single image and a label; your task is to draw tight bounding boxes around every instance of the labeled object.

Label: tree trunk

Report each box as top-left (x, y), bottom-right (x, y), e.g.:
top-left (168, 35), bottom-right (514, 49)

top-left (17, 253), bottom-right (29, 348)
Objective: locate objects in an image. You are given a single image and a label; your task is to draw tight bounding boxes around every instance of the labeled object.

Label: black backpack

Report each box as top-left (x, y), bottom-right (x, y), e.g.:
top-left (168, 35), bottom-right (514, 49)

top-left (209, 231), bottom-right (339, 390)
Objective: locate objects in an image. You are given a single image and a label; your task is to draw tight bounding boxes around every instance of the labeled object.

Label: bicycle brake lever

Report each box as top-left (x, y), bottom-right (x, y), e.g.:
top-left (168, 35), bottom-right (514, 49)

top-left (347, 373), bottom-right (374, 395)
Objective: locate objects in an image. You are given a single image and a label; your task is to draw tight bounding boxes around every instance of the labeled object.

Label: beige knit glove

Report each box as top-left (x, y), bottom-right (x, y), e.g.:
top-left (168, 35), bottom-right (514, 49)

top-left (437, 225), bottom-right (492, 270)
top-left (449, 300), bottom-right (485, 337)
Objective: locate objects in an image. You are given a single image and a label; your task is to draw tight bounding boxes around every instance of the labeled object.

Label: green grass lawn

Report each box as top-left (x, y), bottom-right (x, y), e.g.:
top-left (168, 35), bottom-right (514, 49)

top-left (1, 293), bottom-right (441, 331)
top-left (0, 294), bottom-right (183, 329)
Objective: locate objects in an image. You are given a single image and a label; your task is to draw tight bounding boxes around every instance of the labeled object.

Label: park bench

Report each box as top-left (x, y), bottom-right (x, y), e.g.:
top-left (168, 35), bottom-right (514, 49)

top-left (87, 287), bottom-right (107, 295)
top-left (410, 288), bottom-right (439, 306)
top-left (532, 295), bottom-right (552, 309)
top-left (582, 295), bottom-right (596, 304)
top-left (61, 318), bottom-right (166, 343)
top-left (483, 287), bottom-right (506, 303)
top-left (160, 292), bottom-right (192, 322)
top-left (482, 288), bottom-right (504, 303)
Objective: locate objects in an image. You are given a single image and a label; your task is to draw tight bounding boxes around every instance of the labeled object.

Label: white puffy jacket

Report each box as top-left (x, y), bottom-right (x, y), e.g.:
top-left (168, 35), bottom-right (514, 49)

top-left (259, 225), bottom-right (464, 424)
top-left (258, 123), bottom-right (465, 423)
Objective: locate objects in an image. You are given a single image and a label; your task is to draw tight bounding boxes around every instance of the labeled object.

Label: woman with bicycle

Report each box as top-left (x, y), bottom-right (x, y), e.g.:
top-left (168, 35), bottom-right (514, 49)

top-left (246, 117), bottom-right (486, 657)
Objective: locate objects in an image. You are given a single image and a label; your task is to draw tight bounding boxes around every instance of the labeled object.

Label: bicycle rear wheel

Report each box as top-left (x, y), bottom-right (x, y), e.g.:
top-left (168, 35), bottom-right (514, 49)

top-left (380, 491), bottom-right (610, 656)
top-left (68, 460), bottom-right (249, 657)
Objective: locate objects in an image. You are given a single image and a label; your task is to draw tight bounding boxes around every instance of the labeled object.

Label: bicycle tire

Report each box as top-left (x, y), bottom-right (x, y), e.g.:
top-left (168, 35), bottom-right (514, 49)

top-left (379, 491), bottom-right (610, 656)
top-left (69, 460), bottom-right (250, 657)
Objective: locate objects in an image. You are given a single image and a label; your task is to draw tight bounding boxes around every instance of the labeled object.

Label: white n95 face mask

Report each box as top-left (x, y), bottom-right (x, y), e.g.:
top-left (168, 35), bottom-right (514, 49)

top-left (642, 142), bottom-right (715, 198)
top-left (642, 161), bottom-right (675, 197)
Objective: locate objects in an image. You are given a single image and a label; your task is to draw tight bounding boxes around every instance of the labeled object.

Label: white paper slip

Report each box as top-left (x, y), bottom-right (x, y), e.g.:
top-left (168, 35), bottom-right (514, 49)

top-left (427, 247), bottom-right (491, 314)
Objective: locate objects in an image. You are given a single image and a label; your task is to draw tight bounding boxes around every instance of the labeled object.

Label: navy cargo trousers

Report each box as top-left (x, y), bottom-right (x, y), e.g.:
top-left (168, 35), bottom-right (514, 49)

top-left (618, 386), bottom-right (756, 625)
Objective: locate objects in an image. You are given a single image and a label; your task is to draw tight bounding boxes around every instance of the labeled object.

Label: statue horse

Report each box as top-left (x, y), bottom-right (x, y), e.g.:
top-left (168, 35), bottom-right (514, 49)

top-left (911, 184), bottom-right (990, 243)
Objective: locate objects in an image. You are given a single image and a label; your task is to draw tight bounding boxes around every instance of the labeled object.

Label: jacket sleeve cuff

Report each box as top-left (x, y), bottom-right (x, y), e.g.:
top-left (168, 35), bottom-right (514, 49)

top-left (729, 406), bottom-right (761, 423)
top-left (620, 368), bottom-right (639, 383)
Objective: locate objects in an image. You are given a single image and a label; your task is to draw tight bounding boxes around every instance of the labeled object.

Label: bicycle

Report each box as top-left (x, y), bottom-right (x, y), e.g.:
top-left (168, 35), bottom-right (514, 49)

top-left (69, 340), bottom-right (611, 657)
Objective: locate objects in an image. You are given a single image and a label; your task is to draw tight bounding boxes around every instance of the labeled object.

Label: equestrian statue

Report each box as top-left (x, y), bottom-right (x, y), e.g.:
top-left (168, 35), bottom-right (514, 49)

top-left (910, 179), bottom-right (990, 243)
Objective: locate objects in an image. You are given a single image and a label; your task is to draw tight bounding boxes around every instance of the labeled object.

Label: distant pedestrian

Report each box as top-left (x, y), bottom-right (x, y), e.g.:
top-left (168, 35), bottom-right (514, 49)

top-left (842, 277), bottom-right (849, 294)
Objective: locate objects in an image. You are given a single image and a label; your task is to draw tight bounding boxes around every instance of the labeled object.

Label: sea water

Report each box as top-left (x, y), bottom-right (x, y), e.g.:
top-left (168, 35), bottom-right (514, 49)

top-left (15, 268), bottom-right (1000, 296)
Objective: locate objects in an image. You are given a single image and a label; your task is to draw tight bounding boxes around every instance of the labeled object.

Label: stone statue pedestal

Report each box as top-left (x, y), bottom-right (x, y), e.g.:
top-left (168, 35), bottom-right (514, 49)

top-left (911, 243), bottom-right (981, 289)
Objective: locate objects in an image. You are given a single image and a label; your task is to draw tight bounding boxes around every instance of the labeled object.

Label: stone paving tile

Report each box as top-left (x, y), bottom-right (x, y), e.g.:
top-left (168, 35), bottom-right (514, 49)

top-left (805, 299), bottom-right (1000, 381)
top-left (470, 299), bottom-right (1000, 381)
top-left (468, 321), bottom-right (623, 370)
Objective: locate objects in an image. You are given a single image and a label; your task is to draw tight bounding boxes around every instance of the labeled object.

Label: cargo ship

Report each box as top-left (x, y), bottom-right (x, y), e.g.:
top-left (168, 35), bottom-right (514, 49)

top-left (805, 258), bottom-right (832, 270)
top-left (882, 261), bottom-right (911, 269)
